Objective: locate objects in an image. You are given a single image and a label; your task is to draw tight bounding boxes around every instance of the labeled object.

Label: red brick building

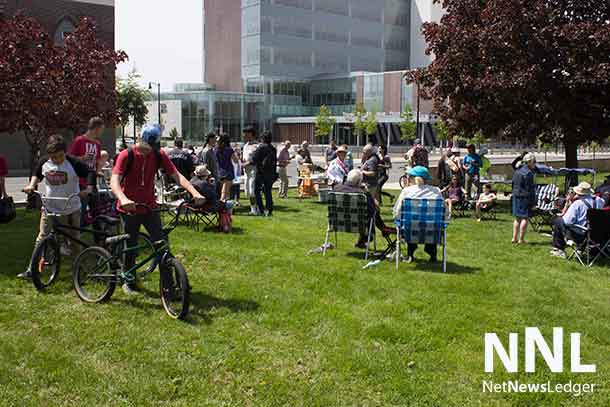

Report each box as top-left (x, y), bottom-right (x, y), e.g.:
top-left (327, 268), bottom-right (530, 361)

top-left (0, 0), bottom-right (115, 171)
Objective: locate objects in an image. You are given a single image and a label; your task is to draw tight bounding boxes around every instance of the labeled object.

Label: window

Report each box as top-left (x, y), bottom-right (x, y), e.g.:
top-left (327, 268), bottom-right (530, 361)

top-left (53, 18), bottom-right (75, 46)
top-left (274, 16), bottom-right (312, 39)
top-left (316, 27), bottom-right (348, 44)
top-left (352, 35), bottom-right (381, 48)
top-left (351, 1), bottom-right (382, 22)
top-left (275, 47), bottom-right (311, 66)
top-left (315, 0), bottom-right (348, 16)
top-left (274, 0), bottom-right (312, 10)
top-left (243, 6), bottom-right (260, 35)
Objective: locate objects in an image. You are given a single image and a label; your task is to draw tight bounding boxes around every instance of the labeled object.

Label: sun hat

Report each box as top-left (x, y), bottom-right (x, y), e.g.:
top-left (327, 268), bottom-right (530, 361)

top-left (573, 182), bottom-right (593, 196)
top-left (408, 165), bottom-right (432, 180)
top-left (194, 165), bottom-right (210, 178)
top-left (336, 145), bottom-right (348, 153)
top-left (522, 153), bottom-right (536, 163)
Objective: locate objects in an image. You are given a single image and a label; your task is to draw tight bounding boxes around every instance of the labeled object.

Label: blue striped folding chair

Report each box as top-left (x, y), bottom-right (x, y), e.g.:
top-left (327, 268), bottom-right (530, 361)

top-left (395, 198), bottom-right (449, 272)
top-left (531, 184), bottom-right (559, 232)
top-left (324, 192), bottom-right (376, 259)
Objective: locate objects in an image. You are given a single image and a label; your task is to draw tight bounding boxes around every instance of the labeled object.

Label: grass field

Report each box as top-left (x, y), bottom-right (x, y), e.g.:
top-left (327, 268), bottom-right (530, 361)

top-left (0, 192), bottom-right (609, 407)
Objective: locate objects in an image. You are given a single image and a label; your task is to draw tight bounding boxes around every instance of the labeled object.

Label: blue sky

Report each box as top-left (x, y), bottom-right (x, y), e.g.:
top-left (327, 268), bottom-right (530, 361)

top-left (115, 0), bottom-right (203, 91)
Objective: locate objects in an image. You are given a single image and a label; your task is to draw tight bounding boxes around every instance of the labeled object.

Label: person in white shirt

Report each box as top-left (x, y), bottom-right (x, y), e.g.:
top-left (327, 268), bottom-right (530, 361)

top-left (326, 145), bottom-right (350, 186)
top-left (393, 166), bottom-right (448, 263)
top-left (241, 126), bottom-right (259, 215)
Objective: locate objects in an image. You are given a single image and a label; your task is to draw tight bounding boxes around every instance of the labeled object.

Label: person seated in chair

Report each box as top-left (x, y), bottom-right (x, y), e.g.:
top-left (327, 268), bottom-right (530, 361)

top-left (595, 175), bottom-right (610, 207)
top-left (475, 184), bottom-right (497, 222)
top-left (393, 166), bottom-right (447, 263)
top-left (550, 182), bottom-right (605, 258)
top-left (441, 175), bottom-right (465, 214)
top-left (189, 165), bottom-right (219, 210)
top-left (334, 169), bottom-right (393, 249)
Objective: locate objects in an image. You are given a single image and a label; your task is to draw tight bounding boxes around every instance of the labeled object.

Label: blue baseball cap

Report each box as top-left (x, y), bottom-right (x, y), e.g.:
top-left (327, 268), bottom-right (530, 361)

top-left (141, 124), bottom-right (162, 150)
top-left (408, 165), bottom-right (432, 180)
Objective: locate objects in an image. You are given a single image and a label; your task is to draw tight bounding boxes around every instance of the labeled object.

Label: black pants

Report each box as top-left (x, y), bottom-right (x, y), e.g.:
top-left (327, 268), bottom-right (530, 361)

top-left (255, 176), bottom-right (274, 215)
top-left (552, 217), bottom-right (585, 250)
top-left (121, 212), bottom-right (164, 279)
top-left (407, 243), bottom-right (437, 259)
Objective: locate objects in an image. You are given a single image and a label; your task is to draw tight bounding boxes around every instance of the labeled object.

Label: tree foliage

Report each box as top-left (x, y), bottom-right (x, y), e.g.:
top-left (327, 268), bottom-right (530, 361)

top-left (352, 102), bottom-right (368, 140)
top-left (400, 105), bottom-right (418, 141)
top-left (314, 105), bottom-right (336, 139)
top-left (0, 14), bottom-right (126, 173)
top-left (117, 69), bottom-right (149, 142)
top-left (364, 110), bottom-right (378, 136)
top-left (407, 0), bottom-right (610, 166)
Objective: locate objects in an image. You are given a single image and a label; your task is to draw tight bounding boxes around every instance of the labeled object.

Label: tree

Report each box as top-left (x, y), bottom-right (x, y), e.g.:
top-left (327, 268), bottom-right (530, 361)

top-left (117, 69), bottom-right (149, 143)
top-left (433, 118), bottom-right (450, 148)
top-left (407, 0), bottom-right (610, 168)
top-left (400, 105), bottom-right (418, 142)
top-left (0, 14), bottom-right (63, 174)
top-left (58, 18), bottom-right (127, 132)
top-left (364, 110), bottom-right (378, 138)
top-left (314, 105), bottom-right (336, 141)
top-left (352, 102), bottom-right (368, 145)
top-left (169, 128), bottom-right (180, 140)
top-left (0, 14), bottom-right (126, 174)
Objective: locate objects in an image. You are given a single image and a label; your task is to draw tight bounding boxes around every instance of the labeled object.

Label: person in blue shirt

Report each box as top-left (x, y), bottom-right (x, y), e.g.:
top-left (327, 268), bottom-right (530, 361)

top-left (550, 182), bottom-right (605, 258)
top-left (462, 144), bottom-right (483, 199)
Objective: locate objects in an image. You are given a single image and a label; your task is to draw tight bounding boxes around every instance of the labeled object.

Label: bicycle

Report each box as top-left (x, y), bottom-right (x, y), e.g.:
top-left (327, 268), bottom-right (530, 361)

top-left (27, 191), bottom-right (155, 291)
top-left (72, 201), bottom-right (191, 320)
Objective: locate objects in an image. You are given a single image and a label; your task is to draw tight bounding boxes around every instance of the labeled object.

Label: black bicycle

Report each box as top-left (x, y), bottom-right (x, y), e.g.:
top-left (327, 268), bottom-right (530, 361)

top-left (72, 201), bottom-right (191, 319)
top-left (28, 191), bottom-right (155, 291)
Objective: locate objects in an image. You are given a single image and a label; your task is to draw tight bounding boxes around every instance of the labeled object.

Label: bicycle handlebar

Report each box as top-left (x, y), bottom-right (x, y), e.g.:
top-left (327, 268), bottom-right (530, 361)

top-left (27, 191), bottom-right (81, 215)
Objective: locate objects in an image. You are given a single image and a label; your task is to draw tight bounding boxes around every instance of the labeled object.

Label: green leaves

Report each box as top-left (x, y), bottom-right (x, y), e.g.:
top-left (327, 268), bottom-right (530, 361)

top-left (314, 105), bottom-right (336, 138)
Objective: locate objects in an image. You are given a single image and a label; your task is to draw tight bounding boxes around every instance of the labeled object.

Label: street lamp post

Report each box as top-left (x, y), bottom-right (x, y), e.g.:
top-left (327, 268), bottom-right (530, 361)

top-left (148, 81), bottom-right (161, 126)
top-left (416, 81), bottom-right (422, 146)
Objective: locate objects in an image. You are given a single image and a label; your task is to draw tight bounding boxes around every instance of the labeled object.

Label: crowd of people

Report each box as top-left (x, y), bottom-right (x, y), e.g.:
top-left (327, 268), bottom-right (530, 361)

top-left (9, 117), bottom-right (610, 288)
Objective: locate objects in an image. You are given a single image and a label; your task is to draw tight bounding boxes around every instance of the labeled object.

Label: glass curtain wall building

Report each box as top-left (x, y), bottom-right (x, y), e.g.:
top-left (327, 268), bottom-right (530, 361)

top-left (241, 0), bottom-right (411, 120)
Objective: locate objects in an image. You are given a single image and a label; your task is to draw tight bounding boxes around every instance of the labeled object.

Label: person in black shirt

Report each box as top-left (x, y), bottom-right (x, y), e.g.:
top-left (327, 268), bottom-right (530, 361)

top-left (251, 131), bottom-right (277, 216)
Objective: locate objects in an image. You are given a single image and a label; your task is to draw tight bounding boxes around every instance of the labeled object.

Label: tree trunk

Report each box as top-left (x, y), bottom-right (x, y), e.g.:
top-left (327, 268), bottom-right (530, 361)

top-left (564, 140), bottom-right (579, 191)
top-left (564, 140), bottom-right (578, 168)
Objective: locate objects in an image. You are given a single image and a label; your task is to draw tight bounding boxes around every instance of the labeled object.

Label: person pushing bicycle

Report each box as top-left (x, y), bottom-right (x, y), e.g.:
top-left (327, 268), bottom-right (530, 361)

top-left (20, 135), bottom-right (96, 279)
top-left (110, 124), bottom-right (205, 295)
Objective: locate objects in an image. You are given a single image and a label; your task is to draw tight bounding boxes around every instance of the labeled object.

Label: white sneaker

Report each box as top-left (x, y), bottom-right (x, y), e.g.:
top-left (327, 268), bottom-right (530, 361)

top-left (550, 249), bottom-right (566, 258)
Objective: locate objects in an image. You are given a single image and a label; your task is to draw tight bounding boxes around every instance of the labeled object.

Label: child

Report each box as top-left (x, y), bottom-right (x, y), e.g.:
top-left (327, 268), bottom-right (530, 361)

top-left (230, 144), bottom-right (242, 206)
top-left (476, 184), bottom-right (497, 221)
top-left (19, 135), bottom-right (95, 278)
top-left (441, 175), bottom-right (465, 213)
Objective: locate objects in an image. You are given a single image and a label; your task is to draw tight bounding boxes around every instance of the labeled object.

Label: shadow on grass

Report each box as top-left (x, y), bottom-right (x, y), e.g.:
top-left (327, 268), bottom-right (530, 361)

top-left (187, 291), bottom-right (260, 325)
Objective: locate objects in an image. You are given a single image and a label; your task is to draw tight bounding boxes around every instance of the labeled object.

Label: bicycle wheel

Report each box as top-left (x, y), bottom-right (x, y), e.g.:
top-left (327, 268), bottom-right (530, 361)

top-left (30, 236), bottom-right (61, 291)
top-left (159, 257), bottom-right (190, 320)
top-left (399, 174), bottom-right (409, 189)
top-left (73, 246), bottom-right (116, 303)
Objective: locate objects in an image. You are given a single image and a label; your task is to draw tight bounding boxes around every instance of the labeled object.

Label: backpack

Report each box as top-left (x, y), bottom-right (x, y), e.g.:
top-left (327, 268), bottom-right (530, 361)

top-left (120, 146), bottom-right (162, 185)
top-left (0, 196), bottom-right (16, 223)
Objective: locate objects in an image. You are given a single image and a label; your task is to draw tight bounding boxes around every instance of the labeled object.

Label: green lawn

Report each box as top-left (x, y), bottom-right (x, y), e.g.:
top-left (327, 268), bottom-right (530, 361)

top-left (0, 193), bottom-right (609, 406)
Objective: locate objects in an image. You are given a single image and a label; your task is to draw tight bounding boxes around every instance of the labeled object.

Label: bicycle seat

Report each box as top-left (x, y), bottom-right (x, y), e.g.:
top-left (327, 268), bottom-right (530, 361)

top-left (105, 234), bottom-right (131, 246)
top-left (97, 215), bottom-right (121, 227)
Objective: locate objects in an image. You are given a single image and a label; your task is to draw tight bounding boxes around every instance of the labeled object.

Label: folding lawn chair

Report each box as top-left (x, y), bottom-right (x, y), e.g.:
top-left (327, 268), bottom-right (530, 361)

top-left (566, 209), bottom-right (610, 267)
top-left (323, 192), bottom-right (376, 260)
top-left (531, 184), bottom-right (559, 232)
top-left (184, 202), bottom-right (220, 232)
top-left (395, 198), bottom-right (449, 272)
top-left (478, 202), bottom-right (497, 221)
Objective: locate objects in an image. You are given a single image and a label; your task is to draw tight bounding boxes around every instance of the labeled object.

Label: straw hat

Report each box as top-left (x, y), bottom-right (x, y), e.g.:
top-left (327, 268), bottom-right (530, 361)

top-left (336, 145), bottom-right (348, 154)
top-left (573, 182), bottom-right (593, 196)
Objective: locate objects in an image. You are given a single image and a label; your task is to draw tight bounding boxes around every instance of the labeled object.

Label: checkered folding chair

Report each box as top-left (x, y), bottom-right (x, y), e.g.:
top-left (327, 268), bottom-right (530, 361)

top-left (531, 184), bottom-right (560, 232)
top-left (395, 198), bottom-right (449, 272)
top-left (566, 209), bottom-right (610, 267)
top-left (323, 192), bottom-right (376, 260)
